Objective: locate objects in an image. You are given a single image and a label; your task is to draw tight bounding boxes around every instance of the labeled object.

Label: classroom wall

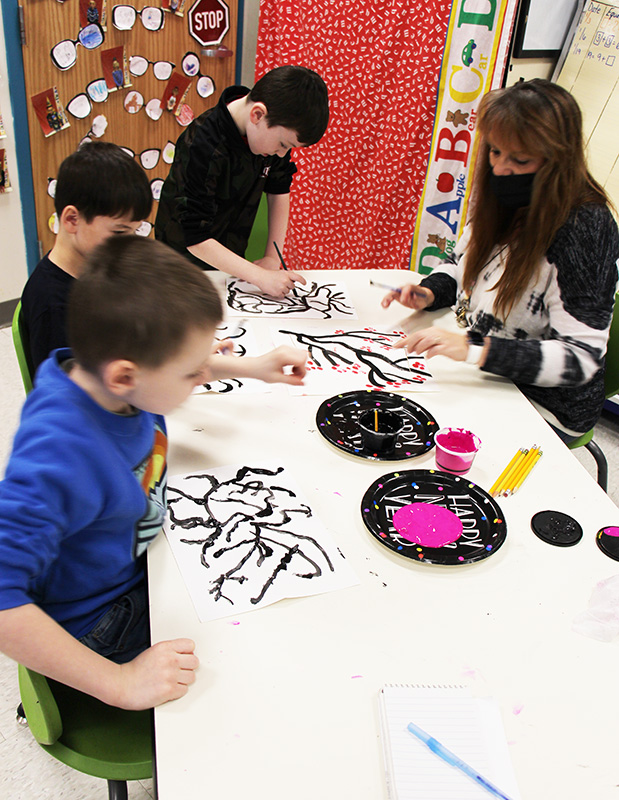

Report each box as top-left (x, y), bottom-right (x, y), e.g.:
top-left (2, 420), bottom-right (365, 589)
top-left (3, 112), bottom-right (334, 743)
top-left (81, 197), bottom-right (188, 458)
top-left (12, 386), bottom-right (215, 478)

top-left (0, 3), bottom-right (29, 317)
top-left (241, 0), bottom-right (259, 85)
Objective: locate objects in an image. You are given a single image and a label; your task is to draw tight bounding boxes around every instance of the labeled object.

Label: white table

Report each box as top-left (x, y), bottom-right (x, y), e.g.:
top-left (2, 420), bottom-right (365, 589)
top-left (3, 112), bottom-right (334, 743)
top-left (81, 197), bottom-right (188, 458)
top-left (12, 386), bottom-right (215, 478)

top-left (149, 270), bottom-right (619, 800)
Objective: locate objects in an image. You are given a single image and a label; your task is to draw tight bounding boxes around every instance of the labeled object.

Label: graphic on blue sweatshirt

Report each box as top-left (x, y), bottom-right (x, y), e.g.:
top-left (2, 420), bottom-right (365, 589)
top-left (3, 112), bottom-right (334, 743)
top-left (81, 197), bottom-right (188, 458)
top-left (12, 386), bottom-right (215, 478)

top-left (133, 422), bottom-right (168, 558)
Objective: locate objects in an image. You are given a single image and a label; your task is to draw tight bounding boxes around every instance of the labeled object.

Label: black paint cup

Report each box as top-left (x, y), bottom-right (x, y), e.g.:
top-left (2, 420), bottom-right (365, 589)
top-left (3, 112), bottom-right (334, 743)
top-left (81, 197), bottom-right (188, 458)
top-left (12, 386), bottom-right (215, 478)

top-left (358, 409), bottom-right (404, 454)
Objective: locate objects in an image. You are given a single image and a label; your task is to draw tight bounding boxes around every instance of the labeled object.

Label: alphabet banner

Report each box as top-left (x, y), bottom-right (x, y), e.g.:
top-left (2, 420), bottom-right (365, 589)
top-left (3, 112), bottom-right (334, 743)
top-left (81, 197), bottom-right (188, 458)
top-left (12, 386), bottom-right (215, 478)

top-left (409, 0), bottom-right (519, 274)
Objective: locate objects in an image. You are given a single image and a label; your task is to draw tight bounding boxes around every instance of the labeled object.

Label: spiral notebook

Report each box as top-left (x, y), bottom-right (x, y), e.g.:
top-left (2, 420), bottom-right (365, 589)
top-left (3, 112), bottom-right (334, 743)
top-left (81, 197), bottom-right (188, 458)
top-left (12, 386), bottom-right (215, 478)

top-left (378, 685), bottom-right (521, 800)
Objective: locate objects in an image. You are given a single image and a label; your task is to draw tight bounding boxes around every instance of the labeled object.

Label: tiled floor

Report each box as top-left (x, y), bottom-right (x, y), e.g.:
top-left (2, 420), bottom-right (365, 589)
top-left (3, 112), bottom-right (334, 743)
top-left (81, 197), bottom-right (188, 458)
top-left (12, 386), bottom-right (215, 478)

top-left (1, 324), bottom-right (619, 798)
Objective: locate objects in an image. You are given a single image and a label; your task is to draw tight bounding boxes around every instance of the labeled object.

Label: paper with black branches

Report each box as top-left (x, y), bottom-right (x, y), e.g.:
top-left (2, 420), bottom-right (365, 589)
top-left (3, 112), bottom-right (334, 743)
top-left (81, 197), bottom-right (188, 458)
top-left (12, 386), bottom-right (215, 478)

top-left (164, 463), bottom-right (359, 621)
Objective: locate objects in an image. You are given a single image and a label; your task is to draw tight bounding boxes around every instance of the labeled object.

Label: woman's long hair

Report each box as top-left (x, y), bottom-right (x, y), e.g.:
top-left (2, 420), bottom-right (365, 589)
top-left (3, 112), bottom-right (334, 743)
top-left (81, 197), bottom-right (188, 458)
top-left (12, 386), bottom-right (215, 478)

top-left (464, 79), bottom-right (610, 319)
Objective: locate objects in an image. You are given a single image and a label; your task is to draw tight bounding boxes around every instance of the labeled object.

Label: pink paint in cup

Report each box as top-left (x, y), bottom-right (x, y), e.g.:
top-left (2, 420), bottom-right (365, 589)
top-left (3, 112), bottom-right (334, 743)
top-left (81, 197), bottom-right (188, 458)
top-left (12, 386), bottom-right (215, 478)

top-left (434, 427), bottom-right (481, 475)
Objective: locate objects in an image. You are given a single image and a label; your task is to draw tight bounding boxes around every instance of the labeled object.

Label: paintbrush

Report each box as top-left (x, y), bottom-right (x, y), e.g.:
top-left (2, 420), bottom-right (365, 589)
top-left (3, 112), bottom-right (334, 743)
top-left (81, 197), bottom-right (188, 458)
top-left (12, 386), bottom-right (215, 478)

top-left (273, 241), bottom-right (299, 297)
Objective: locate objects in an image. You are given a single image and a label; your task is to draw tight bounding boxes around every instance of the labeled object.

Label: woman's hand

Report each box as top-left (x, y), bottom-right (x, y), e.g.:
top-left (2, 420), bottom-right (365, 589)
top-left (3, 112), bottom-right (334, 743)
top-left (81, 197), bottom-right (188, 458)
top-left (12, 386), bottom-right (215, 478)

top-left (394, 327), bottom-right (469, 361)
top-left (381, 284), bottom-right (435, 310)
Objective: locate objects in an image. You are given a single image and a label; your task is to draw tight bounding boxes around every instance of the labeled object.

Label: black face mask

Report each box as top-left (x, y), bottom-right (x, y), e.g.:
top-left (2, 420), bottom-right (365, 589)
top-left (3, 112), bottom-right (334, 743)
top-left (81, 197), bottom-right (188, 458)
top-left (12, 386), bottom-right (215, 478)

top-left (489, 172), bottom-right (536, 209)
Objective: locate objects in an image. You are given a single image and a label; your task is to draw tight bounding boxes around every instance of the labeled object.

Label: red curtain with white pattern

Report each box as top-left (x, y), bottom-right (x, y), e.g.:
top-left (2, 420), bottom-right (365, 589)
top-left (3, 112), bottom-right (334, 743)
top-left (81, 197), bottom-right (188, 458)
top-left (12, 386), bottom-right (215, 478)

top-left (256, 0), bottom-right (452, 270)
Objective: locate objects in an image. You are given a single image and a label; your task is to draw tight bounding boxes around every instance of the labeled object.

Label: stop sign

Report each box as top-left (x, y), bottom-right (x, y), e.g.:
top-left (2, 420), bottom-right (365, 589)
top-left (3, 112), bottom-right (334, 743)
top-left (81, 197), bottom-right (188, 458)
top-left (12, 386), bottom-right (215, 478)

top-left (188, 0), bottom-right (230, 47)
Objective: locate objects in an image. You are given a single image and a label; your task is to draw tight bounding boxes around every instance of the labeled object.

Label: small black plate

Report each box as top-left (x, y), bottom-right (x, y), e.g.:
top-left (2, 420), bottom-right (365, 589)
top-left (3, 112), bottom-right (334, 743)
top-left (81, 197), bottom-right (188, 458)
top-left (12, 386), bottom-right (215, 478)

top-left (361, 469), bottom-right (507, 564)
top-left (531, 510), bottom-right (583, 547)
top-left (316, 390), bottom-right (438, 461)
top-left (596, 526), bottom-right (619, 561)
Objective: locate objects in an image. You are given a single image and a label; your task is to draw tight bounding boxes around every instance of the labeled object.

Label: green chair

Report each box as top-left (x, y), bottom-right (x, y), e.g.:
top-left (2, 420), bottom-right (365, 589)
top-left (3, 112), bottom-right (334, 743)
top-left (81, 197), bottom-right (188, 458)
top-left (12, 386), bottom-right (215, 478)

top-left (18, 664), bottom-right (153, 800)
top-left (244, 193), bottom-right (269, 262)
top-left (11, 300), bottom-right (34, 393)
top-left (567, 294), bottom-right (619, 492)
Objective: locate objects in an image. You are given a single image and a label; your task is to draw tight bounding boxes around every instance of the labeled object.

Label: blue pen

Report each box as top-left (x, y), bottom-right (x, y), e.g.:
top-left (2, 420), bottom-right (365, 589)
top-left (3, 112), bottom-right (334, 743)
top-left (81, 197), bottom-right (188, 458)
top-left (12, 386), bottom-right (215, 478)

top-left (407, 722), bottom-right (514, 800)
top-left (369, 279), bottom-right (402, 293)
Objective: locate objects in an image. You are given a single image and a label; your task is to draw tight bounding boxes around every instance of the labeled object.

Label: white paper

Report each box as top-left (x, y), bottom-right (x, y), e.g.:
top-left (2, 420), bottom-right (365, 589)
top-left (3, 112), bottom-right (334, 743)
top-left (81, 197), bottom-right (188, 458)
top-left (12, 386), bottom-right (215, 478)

top-left (272, 324), bottom-right (435, 394)
top-left (164, 463), bottom-right (359, 621)
top-left (226, 278), bottom-right (358, 319)
top-left (193, 320), bottom-right (270, 395)
top-left (379, 686), bottom-right (521, 800)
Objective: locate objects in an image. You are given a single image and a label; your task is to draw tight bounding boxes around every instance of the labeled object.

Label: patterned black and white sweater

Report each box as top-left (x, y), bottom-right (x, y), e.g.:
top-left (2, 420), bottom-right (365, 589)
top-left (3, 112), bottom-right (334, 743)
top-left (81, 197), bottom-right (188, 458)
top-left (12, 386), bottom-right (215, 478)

top-left (420, 204), bottom-right (619, 435)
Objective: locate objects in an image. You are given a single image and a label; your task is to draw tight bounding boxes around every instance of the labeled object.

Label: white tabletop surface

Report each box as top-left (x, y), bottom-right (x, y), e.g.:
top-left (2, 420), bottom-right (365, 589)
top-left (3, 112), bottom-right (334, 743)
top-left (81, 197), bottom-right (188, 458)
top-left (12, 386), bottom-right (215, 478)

top-left (149, 270), bottom-right (619, 800)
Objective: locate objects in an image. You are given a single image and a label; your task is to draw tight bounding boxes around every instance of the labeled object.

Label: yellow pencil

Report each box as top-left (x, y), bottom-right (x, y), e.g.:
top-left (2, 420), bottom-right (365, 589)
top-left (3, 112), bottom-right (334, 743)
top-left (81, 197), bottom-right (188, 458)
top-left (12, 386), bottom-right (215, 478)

top-left (489, 448), bottom-right (523, 496)
top-left (510, 449), bottom-right (542, 495)
top-left (491, 448), bottom-right (528, 497)
top-left (504, 446), bottom-right (539, 495)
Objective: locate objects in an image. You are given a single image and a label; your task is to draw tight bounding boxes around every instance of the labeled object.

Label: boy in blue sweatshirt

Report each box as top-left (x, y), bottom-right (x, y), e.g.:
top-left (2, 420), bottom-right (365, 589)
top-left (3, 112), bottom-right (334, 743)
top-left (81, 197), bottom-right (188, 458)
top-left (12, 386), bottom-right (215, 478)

top-left (0, 236), bottom-right (306, 710)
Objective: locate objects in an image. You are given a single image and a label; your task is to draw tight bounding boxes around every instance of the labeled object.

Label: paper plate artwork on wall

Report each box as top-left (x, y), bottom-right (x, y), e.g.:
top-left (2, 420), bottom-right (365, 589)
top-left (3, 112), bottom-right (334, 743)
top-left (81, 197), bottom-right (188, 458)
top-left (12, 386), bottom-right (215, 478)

top-left (66, 93), bottom-right (93, 119)
top-left (361, 469), bottom-right (507, 565)
top-left (176, 103), bottom-right (194, 126)
top-left (86, 78), bottom-right (109, 103)
top-left (47, 178), bottom-right (57, 198)
top-left (140, 148), bottom-right (160, 169)
top-left (196, 76), bottom-right (215, 98)
top-left (316, 390), bottom-right (437, 461)
top-left (48, 212), bottom-right (59, 234)
top-left (124, 91), bottom-right (144, 114)
top-left (112, 4), bottom-right (164, 32)
top-left (150, 178), bottom-right (164, 200)
top-left (51, 23), bottom-right (105, 71)
top-left (89, 115), bottom-right (108, 137)
top-left (145, 98), bottom-right (163, 120)
top-left (135, 220), bottom-right (153, 237)
top-left (162, 140), bottom-right (175, 163)
top-left (129, 55), bottom-right (174, 81)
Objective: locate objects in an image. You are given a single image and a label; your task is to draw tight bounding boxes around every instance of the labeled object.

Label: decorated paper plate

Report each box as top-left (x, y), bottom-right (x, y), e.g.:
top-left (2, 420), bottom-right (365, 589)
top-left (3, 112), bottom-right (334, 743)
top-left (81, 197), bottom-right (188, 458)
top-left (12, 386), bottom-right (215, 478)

top-left (316, 390), bottom-right (438, 461)
top-left (361, 469), bottom-right (507, 564)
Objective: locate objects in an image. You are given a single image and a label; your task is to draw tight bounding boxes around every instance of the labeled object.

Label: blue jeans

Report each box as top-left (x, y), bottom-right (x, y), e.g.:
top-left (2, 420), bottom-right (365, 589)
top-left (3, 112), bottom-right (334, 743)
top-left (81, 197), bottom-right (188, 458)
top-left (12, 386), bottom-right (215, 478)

top-left (79, 582), bottom-right (151, 664)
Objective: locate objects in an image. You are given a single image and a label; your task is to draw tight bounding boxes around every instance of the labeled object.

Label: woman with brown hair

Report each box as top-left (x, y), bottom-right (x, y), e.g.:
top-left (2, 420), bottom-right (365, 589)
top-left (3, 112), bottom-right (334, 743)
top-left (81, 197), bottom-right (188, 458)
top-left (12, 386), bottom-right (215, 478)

top-left (383, 79), bottom-right (619, 441)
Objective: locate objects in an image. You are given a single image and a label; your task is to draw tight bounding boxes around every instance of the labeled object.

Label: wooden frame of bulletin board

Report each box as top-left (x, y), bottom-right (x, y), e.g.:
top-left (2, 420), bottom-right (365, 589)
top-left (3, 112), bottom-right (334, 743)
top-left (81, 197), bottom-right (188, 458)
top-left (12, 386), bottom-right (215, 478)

top-left (20, 0), bottom-right (238, 255)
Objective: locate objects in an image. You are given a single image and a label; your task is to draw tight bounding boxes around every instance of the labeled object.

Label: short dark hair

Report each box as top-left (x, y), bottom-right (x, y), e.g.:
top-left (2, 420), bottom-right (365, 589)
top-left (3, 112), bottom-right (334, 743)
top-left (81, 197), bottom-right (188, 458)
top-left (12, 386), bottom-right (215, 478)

top-left (55, 142), bottom-right (152, 222)
top-left (249, 65), bottom-right (329, 146)
top-left (68, 237), bottom-right (222, 373)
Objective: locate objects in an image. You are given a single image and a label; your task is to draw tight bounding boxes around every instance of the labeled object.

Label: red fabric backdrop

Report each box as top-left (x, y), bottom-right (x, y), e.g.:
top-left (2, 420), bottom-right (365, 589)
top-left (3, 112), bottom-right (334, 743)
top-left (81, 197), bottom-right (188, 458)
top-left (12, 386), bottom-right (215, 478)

top-left (256, 0), bottom-right (452, 270)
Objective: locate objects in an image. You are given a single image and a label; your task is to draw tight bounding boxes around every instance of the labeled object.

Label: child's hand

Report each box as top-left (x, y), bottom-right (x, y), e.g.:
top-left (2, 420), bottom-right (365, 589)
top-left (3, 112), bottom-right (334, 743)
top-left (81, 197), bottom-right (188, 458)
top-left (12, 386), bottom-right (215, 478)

top-left (248, 346), bottom-right (307, 385)
top-left (116, 638), bottom-right (199, 710)
top-left (394, 327), bottom-right (469, 361)
top-left (255, 269), bottom-right (307, 298)
top-left (381, 284), bottom-right (434, 310)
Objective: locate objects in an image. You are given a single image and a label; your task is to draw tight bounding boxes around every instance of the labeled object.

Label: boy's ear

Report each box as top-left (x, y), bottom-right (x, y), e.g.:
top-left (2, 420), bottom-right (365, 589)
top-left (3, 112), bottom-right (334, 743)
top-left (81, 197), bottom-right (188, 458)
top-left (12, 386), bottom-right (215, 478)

top-left (248, 102), bottom-right (268, 126)
top-left (60, 205), bottom-right (82, 233)
top-left (102, 359), bottom-right (139, 396)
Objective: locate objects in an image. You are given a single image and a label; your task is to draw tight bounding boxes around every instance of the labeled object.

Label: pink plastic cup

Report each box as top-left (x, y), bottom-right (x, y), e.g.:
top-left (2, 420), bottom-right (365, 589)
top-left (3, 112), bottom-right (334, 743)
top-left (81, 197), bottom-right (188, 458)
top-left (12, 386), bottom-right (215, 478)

top-left (434, 427), bottom-right (481, 475)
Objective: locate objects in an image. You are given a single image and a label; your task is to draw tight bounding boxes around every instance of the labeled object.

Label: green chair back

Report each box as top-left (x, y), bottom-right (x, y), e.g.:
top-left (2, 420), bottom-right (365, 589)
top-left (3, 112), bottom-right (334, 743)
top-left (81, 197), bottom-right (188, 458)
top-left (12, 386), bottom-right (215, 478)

top-left (11, 300), bottom-right (34, 393)
top-left (244, 193), bottom-right (269, 263)
top-left (18, 664), bottom-right (153, 782)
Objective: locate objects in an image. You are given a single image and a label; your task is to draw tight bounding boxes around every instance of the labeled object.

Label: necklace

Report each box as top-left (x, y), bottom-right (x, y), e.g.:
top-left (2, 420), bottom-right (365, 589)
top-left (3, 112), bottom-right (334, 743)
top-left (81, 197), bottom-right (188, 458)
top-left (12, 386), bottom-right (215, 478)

top-left (454, 245), bottom-right (508, 328)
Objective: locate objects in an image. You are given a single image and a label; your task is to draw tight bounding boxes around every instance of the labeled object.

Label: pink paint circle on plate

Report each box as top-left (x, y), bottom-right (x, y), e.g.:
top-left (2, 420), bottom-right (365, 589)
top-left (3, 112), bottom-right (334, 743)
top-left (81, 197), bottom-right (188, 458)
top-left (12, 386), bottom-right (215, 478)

top-left (392, 502), bottom-right (463, 548)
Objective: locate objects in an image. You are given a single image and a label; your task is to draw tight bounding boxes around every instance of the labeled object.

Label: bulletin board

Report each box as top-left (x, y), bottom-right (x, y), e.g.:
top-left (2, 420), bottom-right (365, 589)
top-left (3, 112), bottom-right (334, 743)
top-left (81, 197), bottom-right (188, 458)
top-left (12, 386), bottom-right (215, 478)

top-left (555, 0), bottom-right (619, 212)
top-left (20, 0), bottom-right (238, 255)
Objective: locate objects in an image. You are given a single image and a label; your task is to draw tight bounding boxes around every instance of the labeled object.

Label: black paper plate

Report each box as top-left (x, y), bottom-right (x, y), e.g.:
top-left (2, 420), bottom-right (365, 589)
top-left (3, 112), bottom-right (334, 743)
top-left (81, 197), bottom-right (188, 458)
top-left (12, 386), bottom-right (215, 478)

top-left (361, 469), bottom-right (507, 564)
top-left (316, 390), bottom-right (438, 461)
